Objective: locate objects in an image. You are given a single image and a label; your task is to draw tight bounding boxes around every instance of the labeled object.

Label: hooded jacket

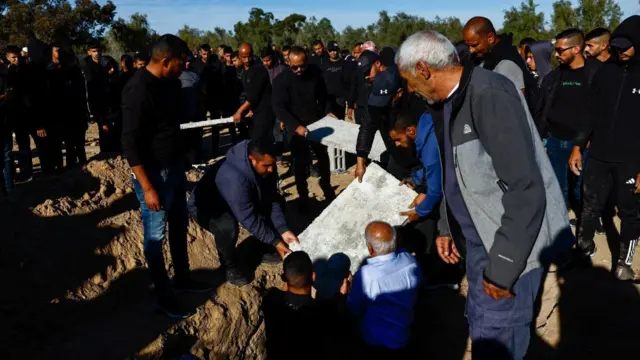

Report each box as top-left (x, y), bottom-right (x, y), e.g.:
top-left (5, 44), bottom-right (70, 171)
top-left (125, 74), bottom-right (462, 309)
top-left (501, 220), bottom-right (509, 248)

top-left (193, 141), bottom-right (288, 245)
top-left (528, 41), bottom-right (553, 84)
top-left (439, 62), bottom-right (573, 290)
top-left (579, 15), bottom-right (640, 164)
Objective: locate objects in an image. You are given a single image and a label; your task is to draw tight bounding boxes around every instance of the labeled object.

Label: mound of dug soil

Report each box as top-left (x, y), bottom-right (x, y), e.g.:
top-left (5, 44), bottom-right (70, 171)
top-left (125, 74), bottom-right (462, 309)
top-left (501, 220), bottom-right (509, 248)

top-left (0, 155), bottom-right (284, 359)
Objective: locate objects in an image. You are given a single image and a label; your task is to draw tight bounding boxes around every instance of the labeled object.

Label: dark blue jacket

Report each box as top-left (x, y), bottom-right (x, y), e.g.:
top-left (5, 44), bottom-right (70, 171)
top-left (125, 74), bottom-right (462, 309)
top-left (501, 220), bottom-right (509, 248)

top-left (411, 113), bottom-right (443, 217)
top-left (206, 141), bottom-right (288, 245)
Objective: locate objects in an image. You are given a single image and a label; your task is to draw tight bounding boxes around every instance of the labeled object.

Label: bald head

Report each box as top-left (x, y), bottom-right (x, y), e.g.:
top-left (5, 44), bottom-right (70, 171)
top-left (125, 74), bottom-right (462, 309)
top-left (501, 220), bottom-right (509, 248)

top-left (239, 42), bottom-right (253, 69)
top-left (365, 221), bottom-right (397, 256)
top-left (463, 17), bottom-right (498, 58)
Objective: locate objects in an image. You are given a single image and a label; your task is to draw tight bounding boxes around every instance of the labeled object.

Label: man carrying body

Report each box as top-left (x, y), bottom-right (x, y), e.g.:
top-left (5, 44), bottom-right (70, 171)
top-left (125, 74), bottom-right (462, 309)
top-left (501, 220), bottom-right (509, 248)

top-left (232, 43), bottom-right (275, 144)
top-left (272, 46), bottom-right (337, 210)
top-left (584, 28), bottom-right (612, 62)
top-left (122, 34), bottom-right (211, 318)
top-left (191, 140), bottom-right (299, 286)
top-left (397, 30), bottom-right (571, 359)
top-left (570, 16), bottom-right (640, 278)
top-left (347, 221), bottom-right (421, 356)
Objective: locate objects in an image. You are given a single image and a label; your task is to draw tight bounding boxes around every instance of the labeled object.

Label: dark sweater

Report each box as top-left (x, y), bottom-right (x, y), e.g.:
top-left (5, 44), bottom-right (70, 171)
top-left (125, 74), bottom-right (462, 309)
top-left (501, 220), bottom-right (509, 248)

top-left (121, 68), bottom-right (184, 169)
top-left (322, 58), bottom-right (350, 99)
top-left (272, 66), bottom-right (330, 130)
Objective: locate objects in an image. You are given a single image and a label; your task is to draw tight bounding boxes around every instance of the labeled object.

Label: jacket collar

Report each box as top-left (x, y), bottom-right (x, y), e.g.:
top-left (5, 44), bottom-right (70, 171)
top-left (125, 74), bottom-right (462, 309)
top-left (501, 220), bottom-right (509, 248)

top-left (450, 60), bottom-right (476, 121)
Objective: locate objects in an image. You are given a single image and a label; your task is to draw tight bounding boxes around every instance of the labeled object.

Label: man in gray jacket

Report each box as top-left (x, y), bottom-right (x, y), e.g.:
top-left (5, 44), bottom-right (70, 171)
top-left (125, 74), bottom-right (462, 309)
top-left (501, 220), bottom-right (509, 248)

top-left (396, 31), bottom-right (573, 359)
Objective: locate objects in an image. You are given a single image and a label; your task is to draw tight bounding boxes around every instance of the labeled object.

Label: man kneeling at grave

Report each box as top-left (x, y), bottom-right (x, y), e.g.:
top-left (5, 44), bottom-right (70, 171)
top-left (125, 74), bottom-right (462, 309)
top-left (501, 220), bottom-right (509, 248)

top-left (190, 140), bottom-right (299, 286)
top-left (262, 251), bottom-right (350, 360)
top-left (347, 221), bottom-right (422, 356)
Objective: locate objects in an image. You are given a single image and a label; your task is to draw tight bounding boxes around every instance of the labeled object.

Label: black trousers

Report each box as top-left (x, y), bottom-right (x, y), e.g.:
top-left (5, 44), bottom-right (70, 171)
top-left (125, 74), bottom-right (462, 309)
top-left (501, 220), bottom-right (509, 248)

top-left (247, 114), bottom-right (275, 144)
top-left (36, 129), bottom-right (63, 174)
top-left (210, 109), bottom-right (239, 154)
top-left (354, 105), bottom-right (368, 125)
top-left (328, 98), bottom-right (346, 120)
top-left (64, 125), bottom-right (88, 169)
top-left (578, 157), bottom-right (640, 263)
top-left (0, 122), bottom-right (6, 197)
top-left (197, 210), bottom-right (239, 267)
top-left (289, 135), bottom-right (333, 199)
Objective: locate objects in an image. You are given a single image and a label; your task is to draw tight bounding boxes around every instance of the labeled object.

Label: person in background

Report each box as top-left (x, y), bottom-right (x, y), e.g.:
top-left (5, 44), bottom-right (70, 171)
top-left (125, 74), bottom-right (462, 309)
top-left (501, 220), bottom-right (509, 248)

top-left (584, 28), bottom-right (612, 62)
top-left (0, 53), bottom-right (8, 197)
top-left (83, 39), bottom-right (111, 153)
top-left (262, 251), bottom-right (349, 360)
top-left (261, 46), bottom-right (286, 83)
top-left (524, 41), bottom-right (553, 86)
top-left (133, 52), bottom-right (149, 69)
top-left (191, 140), bottom-right (299, 285)
top-left (347, 221), bottom-right (421, 357)
top-left (323, 40), bottom-right (350, 119)
top-left (217, 44), bottom-right (226, 63)
top-left (309, 39), bottom-right (329, 69)
top-left (231, 50), bottom-right (249, 140)
top-left (272, 46), bottom-right (337, 211)
top-left (397, 30), bottom-right (571, 359)
top-left (361, 41), bottom-right (378, 54)
top-left (281, 45), bottom-right (291, 67)
top-left (122, 34), bottom-right (212, 318)
top-left (347, 50), bottom-right (378, 125)
top-left (191, 44), bottom-right (223, 156)
top-left (20, 47), bottom-right (28, 61)
top-left (179, 55), bottom-right (203, 165)
top-left (232, 43), bottom-right (275, 144)
top-left (351, 42), bottom-right (363, 61)
top-left (518, 37), bottom-right (536, 59)
top-left (570, 16), bottom-right (640, 279)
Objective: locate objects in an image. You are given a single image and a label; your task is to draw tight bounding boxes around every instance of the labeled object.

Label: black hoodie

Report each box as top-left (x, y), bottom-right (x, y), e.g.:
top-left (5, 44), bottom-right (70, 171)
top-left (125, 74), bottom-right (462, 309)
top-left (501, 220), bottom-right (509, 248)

top-left (581, 15), bottom-right (640, 164)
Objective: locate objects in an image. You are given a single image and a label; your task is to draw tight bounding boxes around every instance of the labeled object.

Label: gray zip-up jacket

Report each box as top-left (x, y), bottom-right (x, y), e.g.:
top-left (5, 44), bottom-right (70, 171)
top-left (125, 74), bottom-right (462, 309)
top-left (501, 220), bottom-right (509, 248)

top-left (439, 64), bottom-right (573, 289)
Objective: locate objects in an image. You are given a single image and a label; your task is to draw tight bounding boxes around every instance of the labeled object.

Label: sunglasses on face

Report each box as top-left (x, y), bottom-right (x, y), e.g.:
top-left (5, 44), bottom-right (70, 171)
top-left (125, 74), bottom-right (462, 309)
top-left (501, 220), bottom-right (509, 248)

top-left (554, 46), bottom-right (576, 55)
top-left (290, 64), bottom-right (306, 71)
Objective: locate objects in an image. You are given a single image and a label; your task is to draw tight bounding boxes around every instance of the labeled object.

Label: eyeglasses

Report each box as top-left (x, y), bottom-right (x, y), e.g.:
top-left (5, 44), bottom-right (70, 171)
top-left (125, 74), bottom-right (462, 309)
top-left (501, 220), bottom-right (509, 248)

top-left (554, 46), bottom-right (576, 55)
top-left (290, 64), bottom-right (306, 71)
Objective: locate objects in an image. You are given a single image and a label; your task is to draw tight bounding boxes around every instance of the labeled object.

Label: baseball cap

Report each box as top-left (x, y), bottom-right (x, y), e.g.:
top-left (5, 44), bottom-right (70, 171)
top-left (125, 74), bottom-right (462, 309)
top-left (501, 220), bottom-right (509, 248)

top-left (368, 66), bottom-right (401, 107)
top-left (611, 36), bottom-right (634, 50)
top-left (328, 40), bottom-right (339, 52)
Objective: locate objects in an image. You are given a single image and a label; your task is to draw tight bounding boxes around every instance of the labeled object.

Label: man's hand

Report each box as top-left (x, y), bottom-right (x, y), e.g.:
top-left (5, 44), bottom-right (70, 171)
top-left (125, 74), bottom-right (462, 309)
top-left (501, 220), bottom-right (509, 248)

top-left (144, 188), bottom-right (161, 212)
top-left (281, 231), bottom-right (299, 245)
top-left (340, 272), bottom-right (353, 295)
top-left (232, 112), bottom-right (242, 123)
top-left (399, 180), bottom-right (415, 189)
top-left (482, 279), bottom-right (514, 300)
top-left (279, 121), bottom-right (286, 131)
top-left (346, 108), bottom-right (354, 121)
top-left (102, 125), bottom-right (109, 133)
top-left (569, 146), bottom-right (583, 176)
top-left (37, 129), bottom-right (47, 138)
top-left (400, 209), bottom-right (420, 223)
top-left (294, 125), bottom-right (308, 137)
top-left (635, 173), bottom-right (640, 194)
top-left (410, 193), bottom-right (426, 208)
top-left (355, 158), bottom-right (366, 183)
top-left (327, 112), bottom-right (338, 119)
top-left (392, 88), bottom-right (403, 107)
top-left (436, 236), bottom-right (461, 264)
top-left (275, 240), bottom-right (292, 259)
top-left (246, 111), bottom-right (254, 118)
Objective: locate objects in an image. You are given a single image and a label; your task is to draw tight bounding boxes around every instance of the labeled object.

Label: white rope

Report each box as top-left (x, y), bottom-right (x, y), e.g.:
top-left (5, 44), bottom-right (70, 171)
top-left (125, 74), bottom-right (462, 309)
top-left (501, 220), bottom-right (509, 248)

top-left (180, 117), bottom-right (234, 130)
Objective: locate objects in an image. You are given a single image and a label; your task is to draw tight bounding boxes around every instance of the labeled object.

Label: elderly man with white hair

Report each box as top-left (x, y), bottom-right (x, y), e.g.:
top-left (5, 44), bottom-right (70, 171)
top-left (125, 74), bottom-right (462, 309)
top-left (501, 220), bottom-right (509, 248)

top-left (395, 31), bottom-right (572, 359)
top-left (346, 221), bottom-right (421, 356)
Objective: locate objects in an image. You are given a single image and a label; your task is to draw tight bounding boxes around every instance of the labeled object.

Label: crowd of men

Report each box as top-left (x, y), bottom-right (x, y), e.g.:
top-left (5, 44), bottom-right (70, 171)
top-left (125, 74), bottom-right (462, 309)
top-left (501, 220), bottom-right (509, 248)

top-left (2, 12), bottom-right (640, 360)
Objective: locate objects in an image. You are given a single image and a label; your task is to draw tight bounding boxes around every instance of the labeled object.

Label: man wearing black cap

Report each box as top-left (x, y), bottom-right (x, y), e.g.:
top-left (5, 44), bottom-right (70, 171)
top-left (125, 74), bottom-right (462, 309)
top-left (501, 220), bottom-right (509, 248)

top-left (569, 15), bottom-right (640, 280)
top-left (347, 50), bottom-right (378, 125)
top-left (355, 47), bottom-right (402, 182)
top-left (321, 41), bottom-right (350, 119)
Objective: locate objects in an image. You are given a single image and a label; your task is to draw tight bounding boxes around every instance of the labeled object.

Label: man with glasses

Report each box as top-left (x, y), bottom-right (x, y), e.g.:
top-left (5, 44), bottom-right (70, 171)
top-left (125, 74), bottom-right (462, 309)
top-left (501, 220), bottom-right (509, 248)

top-left (533, 29), bottom-right (600, 225)
top-left (569, 16), bottom-right (640, 280)
top-left (272, 46), bottom-right (337, 212)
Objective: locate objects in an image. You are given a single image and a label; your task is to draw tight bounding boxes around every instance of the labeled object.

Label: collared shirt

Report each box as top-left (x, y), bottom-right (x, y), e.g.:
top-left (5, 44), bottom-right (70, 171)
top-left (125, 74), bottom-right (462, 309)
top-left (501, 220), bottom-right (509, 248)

top-left (346, 251), bottom-right (422, 349)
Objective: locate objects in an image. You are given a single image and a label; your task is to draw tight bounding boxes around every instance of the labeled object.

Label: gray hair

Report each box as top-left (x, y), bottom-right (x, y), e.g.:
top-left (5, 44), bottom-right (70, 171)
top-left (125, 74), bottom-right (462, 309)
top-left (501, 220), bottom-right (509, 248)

top-left (395, 30), bottom-right (459, 75)
top-left (364, 221), bottom-right (397, 255)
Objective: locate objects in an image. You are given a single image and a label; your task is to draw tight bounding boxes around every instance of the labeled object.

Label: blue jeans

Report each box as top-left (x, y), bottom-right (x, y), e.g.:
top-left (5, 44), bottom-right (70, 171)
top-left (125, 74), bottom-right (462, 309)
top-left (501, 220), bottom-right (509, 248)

top-left (546, 136), bottom-right (584, 209)
top-left (466, 239), bottom-right (544, 360)
top-left (132, 165), bottom-right (190, 296)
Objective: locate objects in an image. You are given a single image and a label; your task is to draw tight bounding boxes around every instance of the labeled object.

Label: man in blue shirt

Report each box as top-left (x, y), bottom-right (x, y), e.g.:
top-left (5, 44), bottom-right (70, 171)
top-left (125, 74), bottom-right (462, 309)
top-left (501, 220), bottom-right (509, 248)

top-left (346, 221), bottom-right (422, 355)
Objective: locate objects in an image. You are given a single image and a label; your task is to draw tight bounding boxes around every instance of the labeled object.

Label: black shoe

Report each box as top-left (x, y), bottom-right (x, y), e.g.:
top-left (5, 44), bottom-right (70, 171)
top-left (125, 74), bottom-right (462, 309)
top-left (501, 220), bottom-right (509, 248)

top-left (323, 188), bottom-right (336, 202)
top-left (261, 252), bottom-right (283, 265)
top-left (298, 197), bottom-right (311, 214)
top-left (595, 222), bottom-right (605, 235)
top-left (576, 239), bottom-right (596, 257)
top-left (569, 218), bottom-right (578, 228)
top-left (423, 281), bottom-right (460, 291)
top-left (174, 278), bottom-right (214, 293)
top-left (226, 267), bottom-right (251, 287)
top-left (155, 295), bottom-right (195, 319)
top-left (615, 261), bottom-right (635, 281)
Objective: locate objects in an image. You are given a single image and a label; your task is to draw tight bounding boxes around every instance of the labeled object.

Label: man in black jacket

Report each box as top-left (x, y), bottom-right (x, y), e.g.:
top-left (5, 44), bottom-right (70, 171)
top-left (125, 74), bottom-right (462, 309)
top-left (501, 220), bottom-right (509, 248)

top-left (570, 16), bottom-right (640, 280)
top-left (122, 34), bottom-right (211, 318)
top-left (347, 50), bottom-right (377, 125)
top-left (83, 40), bottom-right (111, 152)
top-left (322, 41), bottom-right (350, 120)
top-left (309, 39), bottom-right (329, 70)
top-left (272, 46), bottom-right (337, 210)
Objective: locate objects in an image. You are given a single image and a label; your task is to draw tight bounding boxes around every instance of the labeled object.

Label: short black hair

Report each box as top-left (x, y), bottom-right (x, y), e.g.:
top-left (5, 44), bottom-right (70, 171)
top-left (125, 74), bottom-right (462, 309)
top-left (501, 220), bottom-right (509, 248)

top-left (248, 139), bottom-right (277, 158)
top-left (354, 42), bottom-right (363, 47)
top-left (231, 50), bottom-right (239, 59)
top-left (283, 251), bottom-right (313, 288)
top-left (121, 54), bottom-right (134, 69)
top-left (151, 34), bottom-right (190, 62)
top-left (393, 108), bottom-right (419, 132)
top-left (199, 44), bottom-right (211, 52)
top-left (555, 28), bottom-right (584, 47)
top-left (134, 51), bottom-right (150, 63)
top-left (289, 46), bottom-right (306, 57)
top-left (87, 39), bottom-right (101, 50)
top-left (585, 28), bottom-right (611, 42)
top-left (282, 45), bottom-right (291, 52)
top-left (260, 47), bottom-right (274, 59)
top-left (5, 45), bottom-right (20, 56)
top-left (223, 46), bottom-right (233, 55)
top-left (218, 44), bottom-right (226, 49)
top-left (519, 37), bottom-right (536, 47)
top-left (312, 39), bottom-right (324, 47)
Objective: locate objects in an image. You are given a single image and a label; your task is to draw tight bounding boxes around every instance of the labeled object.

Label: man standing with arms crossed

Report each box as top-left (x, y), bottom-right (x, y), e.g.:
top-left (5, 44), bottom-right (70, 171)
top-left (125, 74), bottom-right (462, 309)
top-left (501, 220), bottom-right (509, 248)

top-left (122, 35), bottom-right (211, 319)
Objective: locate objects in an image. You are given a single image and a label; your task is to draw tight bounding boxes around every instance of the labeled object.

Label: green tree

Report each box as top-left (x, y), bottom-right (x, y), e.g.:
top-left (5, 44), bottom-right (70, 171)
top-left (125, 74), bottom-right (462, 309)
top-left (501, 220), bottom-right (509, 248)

top-left (0, 0), bottom-right (116, 48)
top-left (551, 0), bottom-right (578, 34)
top-left (233, 8), bottom-right (275, 49)
top-left (340, 26), bottom-right (369, 49)
top-left (502, 0), bottom-right (549, 42)
top-left (296, 16), bottom-right (338, 48)
top-left (430, 16), bottom-right (464, 43)
top-left (576, 0), bottom-right (623, 30)
top-left (272, 13), bottom-right (306, 46)
top-left (109, 13), bottom-right (158, 53)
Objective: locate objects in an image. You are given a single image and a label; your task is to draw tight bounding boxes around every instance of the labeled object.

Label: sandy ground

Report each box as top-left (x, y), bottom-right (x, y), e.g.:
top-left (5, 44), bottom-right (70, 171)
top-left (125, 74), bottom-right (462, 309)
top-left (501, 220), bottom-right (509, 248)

top-left (1, 123), bottom-right (640, 359)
